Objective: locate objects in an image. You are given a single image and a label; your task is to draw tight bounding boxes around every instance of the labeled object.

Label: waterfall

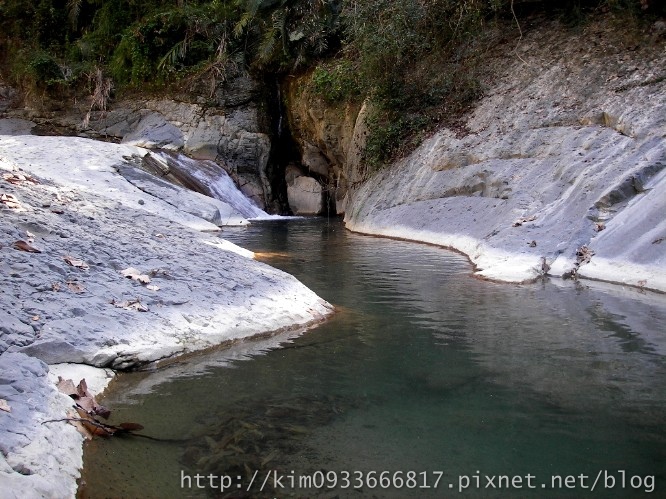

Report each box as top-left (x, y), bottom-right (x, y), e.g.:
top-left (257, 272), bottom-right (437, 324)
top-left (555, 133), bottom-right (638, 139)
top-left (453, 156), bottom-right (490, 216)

top-left (149, 150), bottom-right (278, 220)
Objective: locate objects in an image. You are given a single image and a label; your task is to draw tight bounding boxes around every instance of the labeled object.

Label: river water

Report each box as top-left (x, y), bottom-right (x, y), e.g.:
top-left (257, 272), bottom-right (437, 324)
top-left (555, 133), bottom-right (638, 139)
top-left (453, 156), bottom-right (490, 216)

top-left (80, 218), bottom-right (666, 498)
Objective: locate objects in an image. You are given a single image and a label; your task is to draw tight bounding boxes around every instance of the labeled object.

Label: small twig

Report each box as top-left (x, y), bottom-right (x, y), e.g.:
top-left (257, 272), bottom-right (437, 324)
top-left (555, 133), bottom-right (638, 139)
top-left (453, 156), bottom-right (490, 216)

top-left (510, 0), bottom-right (532, 67)
top-left (42, 417), bottom-right (115, 435)
top-left (41, 417), bottom-right (187, 442)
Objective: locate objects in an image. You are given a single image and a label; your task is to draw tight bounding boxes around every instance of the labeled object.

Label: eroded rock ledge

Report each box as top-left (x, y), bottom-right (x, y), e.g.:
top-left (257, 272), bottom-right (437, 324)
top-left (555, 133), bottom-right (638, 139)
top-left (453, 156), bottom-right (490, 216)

top-left (0, 126), bottom-right (333, 497)
top-left (344, 18), bottom-right (666, 292)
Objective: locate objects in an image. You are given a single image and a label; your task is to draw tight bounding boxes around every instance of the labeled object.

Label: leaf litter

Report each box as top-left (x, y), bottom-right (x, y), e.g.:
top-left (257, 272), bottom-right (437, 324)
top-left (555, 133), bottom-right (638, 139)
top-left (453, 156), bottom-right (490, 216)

top-left (64, 255), bottom-right (89, 270)
top-left (13, 240), bottom-right (41, 253)
top-left (44, 378), bottom-right (145, 440)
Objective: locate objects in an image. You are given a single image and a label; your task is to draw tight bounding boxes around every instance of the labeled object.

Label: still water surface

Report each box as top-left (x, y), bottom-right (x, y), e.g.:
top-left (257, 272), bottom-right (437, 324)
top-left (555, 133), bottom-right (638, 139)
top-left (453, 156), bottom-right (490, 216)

top-left (80, 218), bottom-right (666, 497)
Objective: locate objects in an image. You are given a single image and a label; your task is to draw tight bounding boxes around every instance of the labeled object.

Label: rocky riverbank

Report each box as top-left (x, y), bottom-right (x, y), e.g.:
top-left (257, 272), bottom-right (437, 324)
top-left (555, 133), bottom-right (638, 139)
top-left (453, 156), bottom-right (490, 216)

top-left (0, 119), bottom-right (333, 497)
top-left (344, 18), bottom-right (666, 292)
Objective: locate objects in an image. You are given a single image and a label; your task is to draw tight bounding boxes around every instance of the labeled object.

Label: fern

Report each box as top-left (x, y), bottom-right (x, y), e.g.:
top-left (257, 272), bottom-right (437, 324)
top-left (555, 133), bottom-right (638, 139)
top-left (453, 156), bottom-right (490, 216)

top-left (234, 11), bottom-right (254, 38)
top-left (257, 26), bottom-right (279, 64)
top-left (158, 39), bottom-right (188, 72)
top-left (67, 0), bottom-right (83, 30)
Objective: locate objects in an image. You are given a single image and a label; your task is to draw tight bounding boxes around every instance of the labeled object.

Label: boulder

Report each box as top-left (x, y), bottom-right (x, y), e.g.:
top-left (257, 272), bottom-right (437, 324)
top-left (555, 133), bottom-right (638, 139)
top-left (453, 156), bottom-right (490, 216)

top-left (287, 176), bottom-right (323, 215)
top-left (283, 78), bottom-right (370, 214)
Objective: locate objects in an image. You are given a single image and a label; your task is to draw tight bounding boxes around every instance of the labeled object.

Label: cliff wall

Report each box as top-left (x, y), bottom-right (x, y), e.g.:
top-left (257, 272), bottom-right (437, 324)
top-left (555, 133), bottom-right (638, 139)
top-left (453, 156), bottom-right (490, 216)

top-left (343, 18), bottom-right (666, 291)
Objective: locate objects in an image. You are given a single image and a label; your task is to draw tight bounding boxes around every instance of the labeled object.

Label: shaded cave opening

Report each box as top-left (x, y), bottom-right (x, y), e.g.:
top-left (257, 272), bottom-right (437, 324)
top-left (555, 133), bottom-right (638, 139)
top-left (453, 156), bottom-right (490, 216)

top-left (263, 76), bottom-right (338, 217)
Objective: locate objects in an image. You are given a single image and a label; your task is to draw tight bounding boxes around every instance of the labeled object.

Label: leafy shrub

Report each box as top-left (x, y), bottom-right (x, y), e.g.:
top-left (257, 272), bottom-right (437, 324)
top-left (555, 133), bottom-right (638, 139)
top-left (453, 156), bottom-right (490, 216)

top-left (12, 49), bottom-right (66, 90)
top-left (337, 0), bottom-right (501, 166)
top-left (310, 59), bottom-right (360, 103)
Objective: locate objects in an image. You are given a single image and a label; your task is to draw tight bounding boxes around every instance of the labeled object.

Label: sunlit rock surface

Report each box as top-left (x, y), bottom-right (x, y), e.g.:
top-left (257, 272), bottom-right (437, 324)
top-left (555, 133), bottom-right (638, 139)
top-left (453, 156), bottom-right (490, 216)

top-left (345, 19), bottom-right (666, 292)
top-left (0, 123), bottom-right (333, 496)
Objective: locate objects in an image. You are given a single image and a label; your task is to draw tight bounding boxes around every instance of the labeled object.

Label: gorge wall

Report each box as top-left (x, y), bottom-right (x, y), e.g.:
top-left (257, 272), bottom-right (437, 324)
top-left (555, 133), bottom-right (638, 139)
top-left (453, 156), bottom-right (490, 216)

top-left (282, 75), bottom-right (370, 215)
top-left (3, 72), bottom-right (278, 211)
top-left (2, 14), bottom-right (664, 290)
top-left (341, 17), bottom-right (666, 292)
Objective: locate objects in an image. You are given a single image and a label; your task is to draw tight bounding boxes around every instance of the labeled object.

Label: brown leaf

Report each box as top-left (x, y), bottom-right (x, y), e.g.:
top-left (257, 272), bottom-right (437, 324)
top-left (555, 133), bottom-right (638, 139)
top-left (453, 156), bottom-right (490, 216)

top-left (121, 267), bottom-right (151, 284)
top-left (0, 399), bottom-right (11, 413)
top-left (118, 422), bottom-right (145, 432)
top-left (66, 409), bottom-right (94, 440)
top-left (57, 377), bottom-right (111, 420)
top-left (3, 172), bottom-right (39, 185)
top-left (66, 280), bottom-right (85, 293)
top-left (512, 214), bottom-right (537, 227)
top-left (64, 255), bottom-right (89, 270)
top-left (129, 301), bottom-right (148, 312)
top-left (76, 379), bottom-right (111, 419)
top-left (13, 240), bottom-right (41, 253)
top-left (1, 193), bottom-right (24, 211)
top-left (74, 406), bottom-right (115, 437)
top-left (111, 298), bottom-right (149, 312)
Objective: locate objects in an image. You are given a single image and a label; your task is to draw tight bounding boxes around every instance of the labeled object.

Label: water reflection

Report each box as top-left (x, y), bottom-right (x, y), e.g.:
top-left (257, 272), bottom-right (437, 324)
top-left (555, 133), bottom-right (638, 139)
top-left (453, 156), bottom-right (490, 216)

top-left (80, 218), bottom-right (666, 498)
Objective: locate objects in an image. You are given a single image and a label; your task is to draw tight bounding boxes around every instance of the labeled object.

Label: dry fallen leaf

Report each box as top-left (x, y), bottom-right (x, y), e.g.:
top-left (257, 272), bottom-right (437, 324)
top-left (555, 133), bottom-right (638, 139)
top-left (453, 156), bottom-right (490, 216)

top-left (67, 408), bottom-right (95, 440)
top-left (2, 172), bottom-right (39, 185)
top-left (118, 422), bottom-right (145, 432)
top-left (56, 377), bottom-right (78, 397)
top-left (1, 193), bottom-right (25, 211)
top-left (64, 255), bottom-right (89, 270)
top-left (512, 214), bottom-right (537, 227)
top-left (121, 267), bottom-right (151, 284)
top-left (0, 399), bottom-right (10, 413)
top-left (66, 280), bottom-right (85, 293)
top-left (56, 377), bottom-right (111, 419)
top-left (111, 299), bottom-right (149, 312)
top-left (32, 315), bottom-right (40, 321)
top-left (13, 240), bottom-right (41, 253)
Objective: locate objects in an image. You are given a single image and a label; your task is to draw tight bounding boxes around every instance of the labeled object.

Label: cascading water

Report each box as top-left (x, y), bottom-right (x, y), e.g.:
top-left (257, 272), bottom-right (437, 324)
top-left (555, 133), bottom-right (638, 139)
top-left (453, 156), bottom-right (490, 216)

top-left (149, 150), bottom-right (279, 220)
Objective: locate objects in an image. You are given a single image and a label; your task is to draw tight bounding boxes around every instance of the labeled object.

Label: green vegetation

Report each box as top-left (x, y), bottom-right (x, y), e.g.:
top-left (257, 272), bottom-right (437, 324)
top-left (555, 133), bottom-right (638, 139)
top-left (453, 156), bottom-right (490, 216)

top-left (0, 0), bottom-right (662, 163)
top-left (310, 59), bottom-right (359, 104)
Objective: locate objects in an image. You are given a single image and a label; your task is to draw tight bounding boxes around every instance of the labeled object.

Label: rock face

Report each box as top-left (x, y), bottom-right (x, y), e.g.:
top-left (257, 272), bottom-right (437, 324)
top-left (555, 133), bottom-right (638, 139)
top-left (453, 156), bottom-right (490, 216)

top-left (0, 127), bottom-right (333, 496)
top-left (3, 73), bottom-right (274, 210)
top-left (345, 18), bottom-right (666, 292)
top-left (284, 76), bottom-right (370, 214)
top-left (0, 353), bottom-right (84, 499)
top-left (87, 96), bottom-right (271, 209)
top-left (286, 168), bottom-right (324, 215)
